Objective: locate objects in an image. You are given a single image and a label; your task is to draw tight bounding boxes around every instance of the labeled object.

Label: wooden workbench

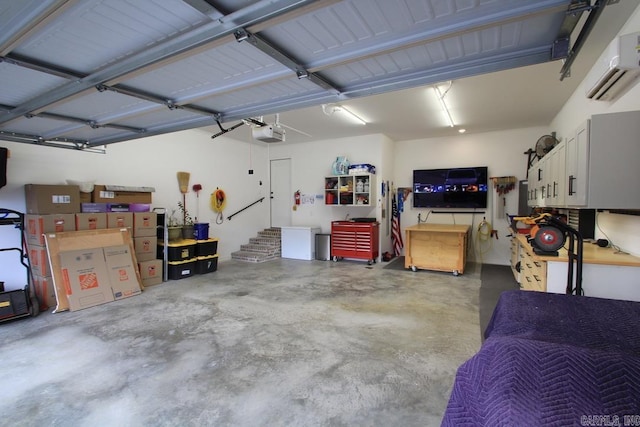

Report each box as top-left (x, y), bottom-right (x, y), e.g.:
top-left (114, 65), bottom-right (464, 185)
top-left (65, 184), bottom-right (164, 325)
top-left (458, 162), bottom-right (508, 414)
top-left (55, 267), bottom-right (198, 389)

top-left (404, 223), bottom-right (470, 275)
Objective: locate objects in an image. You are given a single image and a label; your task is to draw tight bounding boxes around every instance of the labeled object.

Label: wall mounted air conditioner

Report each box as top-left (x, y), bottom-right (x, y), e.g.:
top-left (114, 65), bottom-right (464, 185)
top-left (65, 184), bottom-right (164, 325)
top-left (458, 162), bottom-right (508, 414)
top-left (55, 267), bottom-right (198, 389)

top-left (585, 31), bottom-right (640, 101)
top-left (252, 124), bottom-right (285, 142)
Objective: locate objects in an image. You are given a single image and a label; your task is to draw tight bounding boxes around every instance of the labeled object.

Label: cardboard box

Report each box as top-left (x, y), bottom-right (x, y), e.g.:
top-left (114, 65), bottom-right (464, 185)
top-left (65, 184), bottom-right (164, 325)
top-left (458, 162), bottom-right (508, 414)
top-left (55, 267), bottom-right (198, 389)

top-left (43, 228), bottom-right (138, 313)
top-left (31, 274), bottom-right (56, 311)
top-left (81, 203), bottom-right (109, 213)
top-left (103, 245), bottom-right (142, 300)
top-left (138, 259), bottom-right (163, 286)
top-left (134, 236), bottom-right (157, 262)
top-left (79, 192), bottom-right (92, 203)
top-left (59, 248), bottom-right (115, 311)
top-left (107, 212), bottom-right (133, 229)
top-left (25, 184), bottom-right (80, 214)
top-left (26, 214), bottom-right (76, 246)
top-left (92, 185), bottom-right (152, 204)
top-left (28, 244), bottom-right (51, 276)
top-left (75, 213), bottom-right (107, 231)
top-left (133, 212), bottom-right (157, 237)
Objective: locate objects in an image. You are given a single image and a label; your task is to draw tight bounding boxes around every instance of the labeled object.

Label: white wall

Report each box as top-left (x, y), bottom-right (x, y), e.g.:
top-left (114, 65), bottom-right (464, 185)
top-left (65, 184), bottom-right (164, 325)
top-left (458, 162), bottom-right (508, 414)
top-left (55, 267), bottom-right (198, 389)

top-left (0, 128), bottom-right (270, 289)
top-left (267, 133), bottom-right (395, 252)
top-left (393, 126), bottom-right (547, 265)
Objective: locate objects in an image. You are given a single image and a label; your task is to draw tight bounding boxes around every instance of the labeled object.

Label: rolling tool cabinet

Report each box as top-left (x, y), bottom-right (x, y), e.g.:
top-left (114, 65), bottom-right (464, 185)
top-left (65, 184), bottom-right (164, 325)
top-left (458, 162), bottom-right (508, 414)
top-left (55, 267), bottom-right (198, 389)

top-left (330, 221), bottom-right (379, 265)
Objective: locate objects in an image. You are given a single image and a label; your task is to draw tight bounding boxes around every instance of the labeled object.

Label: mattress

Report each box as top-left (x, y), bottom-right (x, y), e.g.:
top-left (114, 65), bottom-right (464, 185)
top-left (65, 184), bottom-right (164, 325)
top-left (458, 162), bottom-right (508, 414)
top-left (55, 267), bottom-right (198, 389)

top-left (485, 290), bottom-right (640, 355)
top-left (442, 290), bottom-right (640, 426)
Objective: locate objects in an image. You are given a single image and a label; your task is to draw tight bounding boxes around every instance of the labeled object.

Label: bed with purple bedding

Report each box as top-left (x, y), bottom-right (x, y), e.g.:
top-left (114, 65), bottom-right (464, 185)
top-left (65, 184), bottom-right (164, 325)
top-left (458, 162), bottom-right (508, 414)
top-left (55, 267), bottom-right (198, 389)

top-left (442, 290), bottom-right (640, 426)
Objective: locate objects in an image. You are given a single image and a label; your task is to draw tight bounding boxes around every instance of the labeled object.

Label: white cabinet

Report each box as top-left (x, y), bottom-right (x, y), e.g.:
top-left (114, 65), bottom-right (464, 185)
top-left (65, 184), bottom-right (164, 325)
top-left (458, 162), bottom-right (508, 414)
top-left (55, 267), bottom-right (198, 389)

top-left (565, 121), bottom-right (589, 206)
top-left (324, 174), bottom-right (376, 206)
top-left (547, 139), bottom-right (566, 207)
top-left (529, 111), bottom-right (640, 210)
top-left (564, 111), bottom-right (640, 209)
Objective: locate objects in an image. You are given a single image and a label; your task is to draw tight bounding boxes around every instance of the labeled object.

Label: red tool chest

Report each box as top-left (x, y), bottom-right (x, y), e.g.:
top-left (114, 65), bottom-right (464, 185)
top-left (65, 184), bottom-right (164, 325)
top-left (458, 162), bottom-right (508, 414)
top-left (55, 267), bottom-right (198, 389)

top-left (330, 221), bottom-right (379, 265)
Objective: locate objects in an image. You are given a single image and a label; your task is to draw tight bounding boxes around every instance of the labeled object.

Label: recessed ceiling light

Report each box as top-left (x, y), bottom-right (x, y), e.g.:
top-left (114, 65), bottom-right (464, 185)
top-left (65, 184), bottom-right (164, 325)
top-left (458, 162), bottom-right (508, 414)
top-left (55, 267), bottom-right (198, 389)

top-left (458, 128), bottom-right (466, 134)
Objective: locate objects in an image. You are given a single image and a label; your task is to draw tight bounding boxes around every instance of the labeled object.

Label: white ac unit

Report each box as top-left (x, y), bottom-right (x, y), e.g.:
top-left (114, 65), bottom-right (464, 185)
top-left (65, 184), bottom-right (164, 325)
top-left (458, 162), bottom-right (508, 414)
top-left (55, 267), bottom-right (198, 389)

top-left (252, 124), bottom-right (285, 142)
top-left (585, 31), bottom-right (640, 101)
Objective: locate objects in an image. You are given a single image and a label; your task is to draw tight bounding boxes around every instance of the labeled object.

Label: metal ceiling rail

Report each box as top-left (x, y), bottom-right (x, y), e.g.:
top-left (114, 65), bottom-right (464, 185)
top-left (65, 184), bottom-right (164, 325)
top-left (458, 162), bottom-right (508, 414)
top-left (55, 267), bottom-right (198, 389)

top-left (233, 28), bottom-right (341, 95)
top-left (0, 0), bottom-right (319, 126)
top-left (560, 0), bottom-right (609, 80)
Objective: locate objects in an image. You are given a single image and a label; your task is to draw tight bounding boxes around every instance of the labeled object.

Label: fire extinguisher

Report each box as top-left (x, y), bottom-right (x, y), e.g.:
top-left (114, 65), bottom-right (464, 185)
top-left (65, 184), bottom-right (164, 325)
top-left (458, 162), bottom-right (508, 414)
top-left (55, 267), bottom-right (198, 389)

top-left (294, 190), bottom-right (301, 205)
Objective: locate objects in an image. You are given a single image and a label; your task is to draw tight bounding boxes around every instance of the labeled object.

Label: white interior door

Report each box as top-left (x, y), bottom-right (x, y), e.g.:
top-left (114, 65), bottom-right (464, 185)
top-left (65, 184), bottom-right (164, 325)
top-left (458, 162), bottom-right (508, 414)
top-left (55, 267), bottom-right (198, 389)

top-left (270, 158), bottom-right (292, 227)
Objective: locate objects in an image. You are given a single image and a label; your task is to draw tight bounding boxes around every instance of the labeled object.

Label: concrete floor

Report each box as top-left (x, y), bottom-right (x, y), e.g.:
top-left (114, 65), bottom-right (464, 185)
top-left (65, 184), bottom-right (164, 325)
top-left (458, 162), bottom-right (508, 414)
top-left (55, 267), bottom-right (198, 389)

top-left (0, 258), bottom-right (482, 427)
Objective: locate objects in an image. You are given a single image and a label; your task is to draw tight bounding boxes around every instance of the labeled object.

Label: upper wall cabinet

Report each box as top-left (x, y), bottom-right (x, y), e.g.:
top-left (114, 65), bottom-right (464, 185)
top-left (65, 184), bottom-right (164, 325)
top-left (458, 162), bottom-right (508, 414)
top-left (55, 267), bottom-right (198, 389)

top-left (566, 110), bottom-right (640, 209)
top-left (530, 110), bottom-right (640, 210)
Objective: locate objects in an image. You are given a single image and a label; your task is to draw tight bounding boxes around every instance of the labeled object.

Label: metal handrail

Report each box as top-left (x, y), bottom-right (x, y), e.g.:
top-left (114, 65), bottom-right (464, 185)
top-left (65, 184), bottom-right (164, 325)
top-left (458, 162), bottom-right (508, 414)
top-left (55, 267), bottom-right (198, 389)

top-left (227, 197), bottom-right (265, 221)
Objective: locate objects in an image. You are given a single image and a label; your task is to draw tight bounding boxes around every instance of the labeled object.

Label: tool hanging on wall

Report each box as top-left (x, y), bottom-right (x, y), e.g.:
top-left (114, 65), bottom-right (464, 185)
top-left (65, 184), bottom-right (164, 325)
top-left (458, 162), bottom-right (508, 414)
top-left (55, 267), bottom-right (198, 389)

top-left (490, 175), bottom-right (516, 219)
top-left (211, 187), bottom-right (227, 224)
top-left (490, 176), bottom-right (517, 195)
top-left (192, 183), bottom-right (202, 222)
top-left (177, 171), bottom-right (190, 224)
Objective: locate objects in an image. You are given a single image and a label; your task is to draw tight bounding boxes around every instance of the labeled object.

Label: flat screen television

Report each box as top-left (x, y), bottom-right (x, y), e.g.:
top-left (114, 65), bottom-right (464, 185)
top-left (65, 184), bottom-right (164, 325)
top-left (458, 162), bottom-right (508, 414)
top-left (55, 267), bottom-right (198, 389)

top-left (413, 166), bottom-right (488, 209)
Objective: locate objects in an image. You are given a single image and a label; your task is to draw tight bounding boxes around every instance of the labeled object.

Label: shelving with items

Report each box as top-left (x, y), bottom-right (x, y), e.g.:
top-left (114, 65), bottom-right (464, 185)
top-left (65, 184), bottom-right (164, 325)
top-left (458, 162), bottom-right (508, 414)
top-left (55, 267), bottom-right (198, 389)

top-left (324, 174), bottom-right (376, 206)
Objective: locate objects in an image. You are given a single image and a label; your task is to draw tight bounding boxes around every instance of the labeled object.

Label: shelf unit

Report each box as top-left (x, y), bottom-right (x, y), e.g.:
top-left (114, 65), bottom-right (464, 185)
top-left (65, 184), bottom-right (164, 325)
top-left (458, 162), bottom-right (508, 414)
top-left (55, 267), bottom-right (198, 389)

top-left (324, 174), bottom-right (376, 206)
top-left (0, 208), bottom-right (39, 321)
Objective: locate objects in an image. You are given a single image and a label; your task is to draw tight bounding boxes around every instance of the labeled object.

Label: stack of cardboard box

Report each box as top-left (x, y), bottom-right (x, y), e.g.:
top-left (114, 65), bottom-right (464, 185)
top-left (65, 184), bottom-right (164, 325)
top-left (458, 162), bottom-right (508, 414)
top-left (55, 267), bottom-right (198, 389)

top-left (24, 184), bottom-right (162, 311)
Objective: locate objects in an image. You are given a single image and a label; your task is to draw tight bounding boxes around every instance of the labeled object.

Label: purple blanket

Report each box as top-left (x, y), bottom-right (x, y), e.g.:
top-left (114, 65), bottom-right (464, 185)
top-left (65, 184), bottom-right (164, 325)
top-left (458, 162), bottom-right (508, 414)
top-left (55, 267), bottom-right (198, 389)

top-left (485, 291), bottom-right (640, 355)
top-left (442, 291), bottom-right (640, 426)
top-left (442, 336), bottom-right (640, 426)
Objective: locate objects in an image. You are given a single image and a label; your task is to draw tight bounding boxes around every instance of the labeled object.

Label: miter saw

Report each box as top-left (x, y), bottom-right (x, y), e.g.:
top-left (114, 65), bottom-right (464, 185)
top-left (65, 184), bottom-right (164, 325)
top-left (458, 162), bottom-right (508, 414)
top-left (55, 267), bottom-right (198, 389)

top-left (514, 213), bottom-right (584, 295)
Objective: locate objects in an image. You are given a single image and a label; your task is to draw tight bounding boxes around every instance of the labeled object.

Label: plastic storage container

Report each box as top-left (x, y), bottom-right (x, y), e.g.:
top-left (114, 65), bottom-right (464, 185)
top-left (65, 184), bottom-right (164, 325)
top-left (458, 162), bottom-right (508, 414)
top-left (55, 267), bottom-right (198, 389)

top-left (195, 238), bottom-right (218, 257)
top-left (195, 254), bottom-right (218, 274)
top-left (157, 239), bottom-right (196, 262)
top-left (168, 258), bottom-right (196, 280)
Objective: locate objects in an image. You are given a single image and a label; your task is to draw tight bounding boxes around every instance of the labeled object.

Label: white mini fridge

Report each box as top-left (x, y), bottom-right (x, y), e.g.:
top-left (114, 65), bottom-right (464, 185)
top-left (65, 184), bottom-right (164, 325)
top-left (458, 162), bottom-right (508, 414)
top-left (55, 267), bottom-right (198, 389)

top-left (280, 226), bottom-right (321, 260)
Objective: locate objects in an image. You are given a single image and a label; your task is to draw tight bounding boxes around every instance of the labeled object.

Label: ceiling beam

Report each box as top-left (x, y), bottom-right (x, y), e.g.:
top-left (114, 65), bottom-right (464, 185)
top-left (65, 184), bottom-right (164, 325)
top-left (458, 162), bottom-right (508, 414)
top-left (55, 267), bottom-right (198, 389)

top-left (0, 0), bottom-right (319, 127)
top-left (234, 29), bottom-right (341, 95)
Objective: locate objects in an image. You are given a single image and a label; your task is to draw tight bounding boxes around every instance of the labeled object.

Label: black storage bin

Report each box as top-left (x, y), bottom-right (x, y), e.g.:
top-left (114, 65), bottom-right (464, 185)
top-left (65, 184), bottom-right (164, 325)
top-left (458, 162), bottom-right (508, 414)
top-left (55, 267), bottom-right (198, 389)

top-left (168, 258), bottom-right (196, 280)
top-left (158, 239), bottom-right (196, 261)
top-left (0, 289), bottom-right (29, 320)
top-left (195, 255), bottom-right (218, 274)
top-left (195, 238), bottom-right (218, 257)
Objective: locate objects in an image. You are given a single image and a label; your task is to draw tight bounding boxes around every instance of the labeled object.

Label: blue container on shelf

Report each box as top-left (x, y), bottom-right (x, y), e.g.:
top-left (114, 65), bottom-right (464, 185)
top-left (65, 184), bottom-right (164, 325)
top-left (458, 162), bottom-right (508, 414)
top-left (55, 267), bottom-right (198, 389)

top-left (193, 222), bottom-right (209, 240)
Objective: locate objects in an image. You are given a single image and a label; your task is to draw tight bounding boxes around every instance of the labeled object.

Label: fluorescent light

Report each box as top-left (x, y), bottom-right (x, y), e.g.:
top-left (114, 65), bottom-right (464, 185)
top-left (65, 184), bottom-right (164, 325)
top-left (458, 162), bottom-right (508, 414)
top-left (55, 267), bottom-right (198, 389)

top-left (321, 104), bottom-right (367, 125)
top-left (337, 105), bottom-right (367, 125)
top-left (433, 85), bottom-right (455, 128)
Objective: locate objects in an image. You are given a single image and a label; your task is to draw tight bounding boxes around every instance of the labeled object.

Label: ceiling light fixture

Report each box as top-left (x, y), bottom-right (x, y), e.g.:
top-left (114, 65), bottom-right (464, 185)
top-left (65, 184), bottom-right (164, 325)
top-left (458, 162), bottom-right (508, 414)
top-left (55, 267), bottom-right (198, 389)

top-left (322, 104), bottom-right (367, 125)
top-left (433, 83), bottom-right (455, 128)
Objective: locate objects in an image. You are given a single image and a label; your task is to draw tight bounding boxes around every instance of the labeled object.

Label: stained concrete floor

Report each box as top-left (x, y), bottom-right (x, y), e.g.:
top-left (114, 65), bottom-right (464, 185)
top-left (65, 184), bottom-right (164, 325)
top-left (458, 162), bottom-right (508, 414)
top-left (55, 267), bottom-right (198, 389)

top-left (0, 258), bottom-right (482, 427)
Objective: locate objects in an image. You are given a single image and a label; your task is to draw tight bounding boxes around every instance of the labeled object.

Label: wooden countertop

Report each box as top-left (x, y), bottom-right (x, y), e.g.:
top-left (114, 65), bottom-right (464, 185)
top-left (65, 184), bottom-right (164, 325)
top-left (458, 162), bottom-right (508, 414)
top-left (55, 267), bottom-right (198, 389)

top-left (405, 223), bottom-right (470, 233)
top-left (515, 233), bottom-right (640, 267)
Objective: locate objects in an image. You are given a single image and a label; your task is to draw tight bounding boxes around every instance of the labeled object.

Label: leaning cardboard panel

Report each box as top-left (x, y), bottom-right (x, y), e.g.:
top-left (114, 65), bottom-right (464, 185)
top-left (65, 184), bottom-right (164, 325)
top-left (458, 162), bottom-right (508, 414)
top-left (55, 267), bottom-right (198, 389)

top-left (103, 244), bottom-right (142, 300)
top-left (59, 248), bottom-right (114, 311)
top-left (44, 228), bottom-right (143, 313)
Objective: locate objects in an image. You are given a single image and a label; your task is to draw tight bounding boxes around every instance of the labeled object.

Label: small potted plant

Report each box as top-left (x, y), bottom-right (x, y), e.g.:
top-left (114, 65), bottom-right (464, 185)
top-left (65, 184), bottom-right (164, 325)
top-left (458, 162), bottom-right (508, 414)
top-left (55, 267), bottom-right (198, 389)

top-left (166, 209), bottom-right (182, 241)
top-left (178, 201), bottom-right (194, 239)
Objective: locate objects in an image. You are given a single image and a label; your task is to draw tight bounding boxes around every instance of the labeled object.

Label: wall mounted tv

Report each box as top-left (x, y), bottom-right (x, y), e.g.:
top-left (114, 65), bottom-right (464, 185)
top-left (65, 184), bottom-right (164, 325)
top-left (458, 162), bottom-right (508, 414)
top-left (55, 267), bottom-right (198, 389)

top-left (413, 166), bottom-right (488, 209)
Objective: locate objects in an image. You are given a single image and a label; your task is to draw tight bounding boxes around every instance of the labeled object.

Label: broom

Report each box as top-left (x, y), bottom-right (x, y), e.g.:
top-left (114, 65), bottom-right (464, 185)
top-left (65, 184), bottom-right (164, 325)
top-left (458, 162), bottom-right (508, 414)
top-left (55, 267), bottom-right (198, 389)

top-left (177, 171), bottom-right (190, 223)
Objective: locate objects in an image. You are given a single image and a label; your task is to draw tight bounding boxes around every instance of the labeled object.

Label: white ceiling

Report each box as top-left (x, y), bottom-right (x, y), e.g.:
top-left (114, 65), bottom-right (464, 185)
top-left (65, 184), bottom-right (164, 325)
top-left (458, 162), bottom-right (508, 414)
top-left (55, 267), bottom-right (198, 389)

top-left (1, 0), bottom-right (638, 150)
